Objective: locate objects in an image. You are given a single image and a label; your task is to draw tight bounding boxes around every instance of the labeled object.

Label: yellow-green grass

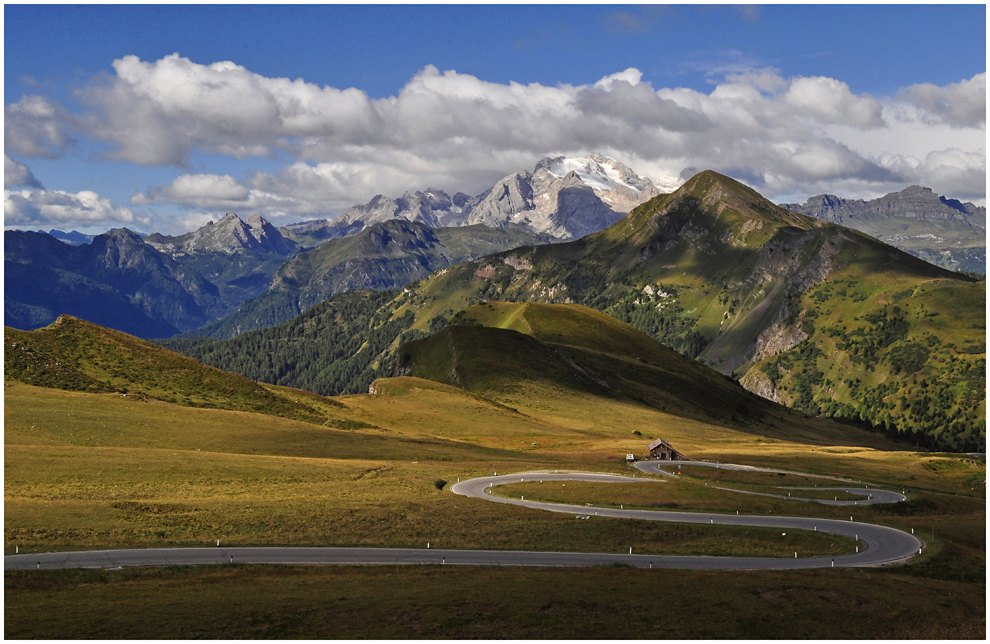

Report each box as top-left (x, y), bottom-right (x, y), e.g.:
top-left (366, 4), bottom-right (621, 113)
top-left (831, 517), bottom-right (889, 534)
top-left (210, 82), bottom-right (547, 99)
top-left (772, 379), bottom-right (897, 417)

top-left (7, 382), bottom-right (981, 560)
top-left (760, 488), bottom-right (864, 501)
top-left (3, 382), bottom-right (512, 462)
top-left (4, 316), bottom-right (352, 426)
top-left (5, 565), bottom-right (984, 639)
top-left (397, 304), bottom-right (907, 451)
top-left (494, 478), bottom-right (984, 523)
top-left (3, 443), bottom-right (853, 558)
top-left (671, 464), bottom-right (850, 486)
top-left (5, 374), bottom-right (984, 639)
top-left (2, 384), bottom-right (855, 557)
top-left (688, 445), bottom-right (986, 498)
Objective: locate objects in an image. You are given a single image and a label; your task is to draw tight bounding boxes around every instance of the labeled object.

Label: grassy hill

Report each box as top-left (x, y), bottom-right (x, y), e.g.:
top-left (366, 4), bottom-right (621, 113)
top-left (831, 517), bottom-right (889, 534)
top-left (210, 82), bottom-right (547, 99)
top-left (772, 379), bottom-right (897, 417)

top-left (397, 302), bottom-right (907, 448)
top-left (4, 315), bottom-right (342, 425)
top-left (171, 171), bottom-right (985, 450)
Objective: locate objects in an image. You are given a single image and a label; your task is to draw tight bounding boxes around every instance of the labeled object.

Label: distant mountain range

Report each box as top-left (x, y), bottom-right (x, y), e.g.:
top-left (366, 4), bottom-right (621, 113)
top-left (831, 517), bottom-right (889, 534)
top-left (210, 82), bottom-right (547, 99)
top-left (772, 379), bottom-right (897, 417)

top-left (194, 220), bottom-right (556, 338)
top-left (47, 229), bottom-right (96, 245)
top-left (782, 185), bottom-right (986, 273)
top-left (5, 213), bottom-right (297, 337)
top-left (11, 159), bottom-right (983, 343)
top-left (146, 211), bottom-right (296, 256)
top-left (7, 154), bottom-right (660, 338)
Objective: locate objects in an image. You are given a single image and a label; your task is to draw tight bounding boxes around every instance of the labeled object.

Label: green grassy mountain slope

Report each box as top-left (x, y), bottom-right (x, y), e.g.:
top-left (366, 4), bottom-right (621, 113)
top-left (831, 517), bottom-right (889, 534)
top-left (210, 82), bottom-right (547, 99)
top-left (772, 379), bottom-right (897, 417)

top-left (4, 315), bottom-right (341, 424)
top-left (396, 302), bottom-right (869, 444)
top-left (191, 220), bottom-right (555, 339)
top-left (171, 171), bottom-right (985, 450)
top-left (168, 290), bottom-right (418, 396)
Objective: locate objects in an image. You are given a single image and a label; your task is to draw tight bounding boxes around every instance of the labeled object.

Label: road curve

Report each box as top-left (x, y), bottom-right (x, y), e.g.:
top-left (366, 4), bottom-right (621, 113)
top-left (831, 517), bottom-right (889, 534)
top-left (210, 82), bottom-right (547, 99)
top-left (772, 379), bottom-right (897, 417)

top-left (5, 470), bottom-right (922, 572)
top-left (634, 461), bottom-right (906, 506)
top-left (450, 471), bottom-right (922, 569)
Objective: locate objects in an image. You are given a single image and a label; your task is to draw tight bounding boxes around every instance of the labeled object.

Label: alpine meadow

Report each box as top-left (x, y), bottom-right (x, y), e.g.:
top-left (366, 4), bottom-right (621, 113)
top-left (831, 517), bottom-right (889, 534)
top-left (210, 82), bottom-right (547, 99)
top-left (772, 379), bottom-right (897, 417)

top-left (4, 4), bottom-right (986, 640)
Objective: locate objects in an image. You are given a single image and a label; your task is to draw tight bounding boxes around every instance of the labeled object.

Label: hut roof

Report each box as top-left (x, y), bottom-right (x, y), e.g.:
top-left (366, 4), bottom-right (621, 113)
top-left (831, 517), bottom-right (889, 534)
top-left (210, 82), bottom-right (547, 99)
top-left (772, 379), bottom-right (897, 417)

top-left (648, 438), bottom-right (671, 450)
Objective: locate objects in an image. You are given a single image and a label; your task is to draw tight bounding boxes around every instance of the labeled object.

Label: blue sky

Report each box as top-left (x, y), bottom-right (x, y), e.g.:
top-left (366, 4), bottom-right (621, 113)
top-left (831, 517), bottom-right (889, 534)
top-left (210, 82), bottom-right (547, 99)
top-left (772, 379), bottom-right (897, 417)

top-left (4, 4), bottom-right (986, 234)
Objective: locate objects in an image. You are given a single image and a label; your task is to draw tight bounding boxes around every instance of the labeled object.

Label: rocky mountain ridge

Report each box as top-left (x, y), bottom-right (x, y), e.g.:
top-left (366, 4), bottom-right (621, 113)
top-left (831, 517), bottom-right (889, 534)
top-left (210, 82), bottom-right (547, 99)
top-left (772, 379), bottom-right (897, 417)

top-left (5, 228), bottom-right (225, 337)
top-left (279, 154), bottom-right (662, 244)
top-left (191, 219), bottom-right (556, 338)
top-left (146, 212), bottom-right (296, 256)
top-left (783, 185), bottom-right (985, 223)
top-left (783, 185), bottom-right (986, 273)
top-left (5, 220), bottom-right (298, 337)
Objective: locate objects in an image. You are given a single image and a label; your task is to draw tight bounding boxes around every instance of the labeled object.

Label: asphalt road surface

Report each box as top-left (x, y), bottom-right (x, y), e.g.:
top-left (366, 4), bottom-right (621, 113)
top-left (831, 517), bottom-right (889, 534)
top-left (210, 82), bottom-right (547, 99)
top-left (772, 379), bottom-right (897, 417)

top-left (635, 461), bottom-right (907, 505)
top-left (6, 468), bottom-right (922, 572)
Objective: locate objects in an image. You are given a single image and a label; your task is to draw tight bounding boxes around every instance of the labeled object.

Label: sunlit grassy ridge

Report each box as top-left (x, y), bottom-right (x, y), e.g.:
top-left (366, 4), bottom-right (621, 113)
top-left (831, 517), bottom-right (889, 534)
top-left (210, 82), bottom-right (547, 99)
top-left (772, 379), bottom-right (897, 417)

top-left (396, 301), bottom-right (902, 448)
top-left (5, 315), bottom-right (343, 424)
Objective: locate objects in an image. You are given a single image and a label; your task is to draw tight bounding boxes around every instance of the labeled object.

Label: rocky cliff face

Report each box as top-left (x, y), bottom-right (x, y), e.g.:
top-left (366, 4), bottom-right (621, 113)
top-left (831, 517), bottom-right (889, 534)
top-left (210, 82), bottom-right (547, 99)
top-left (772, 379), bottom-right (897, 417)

top-left (783, 185), bottom-right (985, 225)
top-left (466, 154), bottom-right (660, 239)
top-left (147, 212), bottom-right (296, 256)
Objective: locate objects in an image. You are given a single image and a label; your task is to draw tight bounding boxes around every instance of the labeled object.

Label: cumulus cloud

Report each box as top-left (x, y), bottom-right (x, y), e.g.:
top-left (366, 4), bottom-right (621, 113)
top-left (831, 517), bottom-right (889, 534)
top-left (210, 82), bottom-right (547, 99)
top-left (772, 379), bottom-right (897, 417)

top-left (898, 72), bottom-right (986, 128)
top-left (5, 188), bottom-right (148, 228)
top-left (131, 172), bottom-right (301, 216)
top-left (80, 53), bottom-right (380, 165)
top-left (784, 77), bottom-right (884, 129)
top-left (132, 173), bottom-right (249, 206)
top-left (5, 155), bottom-right (43, 188)
top-left (6, 53), bottom-right (985, 222)
top-left (71, 54), bottom-right (901, 172)
top-left (4, 96), bottom-right (75, 158)
top-left (878, 148), bottom-right (986, 202)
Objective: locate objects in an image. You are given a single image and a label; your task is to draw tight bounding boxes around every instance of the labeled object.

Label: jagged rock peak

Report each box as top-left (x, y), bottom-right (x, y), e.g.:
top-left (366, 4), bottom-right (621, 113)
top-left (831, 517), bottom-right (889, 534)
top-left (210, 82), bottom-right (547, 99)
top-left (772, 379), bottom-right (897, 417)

top-left (292, 154), bottom-right (666, 243)
top-left (783, 184), bottom-right (986, 224)
top-left (101, 227), bottom-right (146, 244)
top-left (147, 212), bottom-right (295, 256)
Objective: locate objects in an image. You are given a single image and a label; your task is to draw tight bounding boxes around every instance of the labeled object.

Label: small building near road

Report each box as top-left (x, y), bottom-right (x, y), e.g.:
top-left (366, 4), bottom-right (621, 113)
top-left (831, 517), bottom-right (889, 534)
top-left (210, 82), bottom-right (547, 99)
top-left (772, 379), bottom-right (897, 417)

top-left (648, 438), bottom-right (686, 461)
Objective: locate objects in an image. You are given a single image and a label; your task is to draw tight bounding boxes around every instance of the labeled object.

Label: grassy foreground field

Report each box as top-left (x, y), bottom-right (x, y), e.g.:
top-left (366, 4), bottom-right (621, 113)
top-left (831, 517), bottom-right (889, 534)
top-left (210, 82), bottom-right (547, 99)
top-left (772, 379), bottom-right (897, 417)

top-left (5, 565), bottom-right (985, 639)
top-left (4, 369), bottom-right (985, 637)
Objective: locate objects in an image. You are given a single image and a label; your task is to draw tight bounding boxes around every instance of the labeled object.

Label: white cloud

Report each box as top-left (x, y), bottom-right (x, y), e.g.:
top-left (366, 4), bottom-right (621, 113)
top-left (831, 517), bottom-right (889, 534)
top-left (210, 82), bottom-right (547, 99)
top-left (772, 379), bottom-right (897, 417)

top-left (898, 72), bottom-right (985, 128)
top-left (5, 54), bottom-right (985, 223)
top-left (4, 155), bottom-right (43, 188)
top-left (132, 173), bottom-right (250, 206)
top-left (131, 172), bottom-right (301, 216)
top-left (879, 148), bottom-right (986, 201)
top-left (4, 96), bottom-right (75, 158)
top-left (5, 188), bottom-right (148, 228)
top-left (784, 77), bottom-right (884, 129)
top-left (81, 53), bottom-right (380, 165)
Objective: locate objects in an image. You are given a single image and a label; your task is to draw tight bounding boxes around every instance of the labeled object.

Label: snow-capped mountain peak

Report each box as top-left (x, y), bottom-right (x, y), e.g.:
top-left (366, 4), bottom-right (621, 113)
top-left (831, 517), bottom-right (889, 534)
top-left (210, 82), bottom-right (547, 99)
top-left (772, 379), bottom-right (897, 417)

top-left (536, 153), bottom-right (654, 196)
top-left (295, 153), bottom-right (664, 243)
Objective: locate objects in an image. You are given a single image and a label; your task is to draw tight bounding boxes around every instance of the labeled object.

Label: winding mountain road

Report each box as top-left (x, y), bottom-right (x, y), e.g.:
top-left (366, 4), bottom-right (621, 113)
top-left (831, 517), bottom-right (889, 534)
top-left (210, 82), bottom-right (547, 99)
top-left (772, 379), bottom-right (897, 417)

top-left (5, 467), bottom-right (922, 572)
top-left (634, 461), bottom-right (907, 505)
